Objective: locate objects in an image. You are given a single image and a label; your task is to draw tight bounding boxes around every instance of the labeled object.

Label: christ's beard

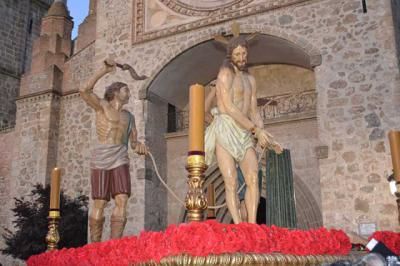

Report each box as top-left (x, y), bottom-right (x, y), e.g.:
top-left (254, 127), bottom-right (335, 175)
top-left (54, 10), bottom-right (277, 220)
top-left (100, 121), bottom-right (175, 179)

top-left (233, 61), bottom-right (247, 71)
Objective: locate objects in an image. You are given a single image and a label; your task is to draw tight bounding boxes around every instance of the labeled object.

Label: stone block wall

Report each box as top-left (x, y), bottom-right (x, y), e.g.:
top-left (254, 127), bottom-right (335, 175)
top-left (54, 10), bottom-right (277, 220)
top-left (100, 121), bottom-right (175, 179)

top-left (62, 43), bottom-right (95, 93)
top-left (11, 94), bottom-right (61, 194)
top-left (392, 0), bottom-right (400, 65)
top-left (0, 74), bottom-right (19, 128)
top-left (0, 130), bottom-right (17, 229)
top-left (312, 0), bottom-right (400, 233)
top-left (0, 0), bottom-right (29, 75)
top-left (20, 65), bottom-right (63, 95)
top-left (0, 0), bottom-right (25, 128)
top-left (57, 94), bottom-right (92, 198)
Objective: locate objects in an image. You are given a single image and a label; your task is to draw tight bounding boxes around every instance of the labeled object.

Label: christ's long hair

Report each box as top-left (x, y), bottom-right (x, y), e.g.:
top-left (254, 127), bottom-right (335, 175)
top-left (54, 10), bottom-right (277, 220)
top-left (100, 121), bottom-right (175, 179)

top-left (221, 36), bottom-right (249, 72)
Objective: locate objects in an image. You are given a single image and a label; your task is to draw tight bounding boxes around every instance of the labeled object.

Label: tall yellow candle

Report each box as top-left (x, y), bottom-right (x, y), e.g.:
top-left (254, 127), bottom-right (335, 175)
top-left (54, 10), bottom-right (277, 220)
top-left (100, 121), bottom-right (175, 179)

top-left (389, 131), bottom-right (400, 182)
top-left (188, 84), bottom-right (205, 153)
top-left (50, 168), bottom-right (61, 209)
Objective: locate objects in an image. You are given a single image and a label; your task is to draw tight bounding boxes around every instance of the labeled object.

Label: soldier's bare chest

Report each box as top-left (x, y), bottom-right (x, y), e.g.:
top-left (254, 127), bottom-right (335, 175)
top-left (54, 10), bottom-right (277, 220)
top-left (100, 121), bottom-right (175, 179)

top-left (98, 107), bottom-right (129, 129)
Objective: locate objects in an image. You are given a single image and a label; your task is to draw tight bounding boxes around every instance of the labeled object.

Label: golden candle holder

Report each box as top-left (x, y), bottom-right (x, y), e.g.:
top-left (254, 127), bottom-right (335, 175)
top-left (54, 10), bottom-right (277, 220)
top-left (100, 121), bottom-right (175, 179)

top-left (46, 210), bottom-right (61, 251)
top-left (185, 153), bottom-right (208, 222)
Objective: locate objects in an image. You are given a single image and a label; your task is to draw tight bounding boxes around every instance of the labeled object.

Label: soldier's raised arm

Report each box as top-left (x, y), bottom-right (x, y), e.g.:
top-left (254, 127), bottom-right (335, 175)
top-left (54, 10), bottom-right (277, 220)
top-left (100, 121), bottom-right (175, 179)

top-left (79, 59), bottom-right (116, 111)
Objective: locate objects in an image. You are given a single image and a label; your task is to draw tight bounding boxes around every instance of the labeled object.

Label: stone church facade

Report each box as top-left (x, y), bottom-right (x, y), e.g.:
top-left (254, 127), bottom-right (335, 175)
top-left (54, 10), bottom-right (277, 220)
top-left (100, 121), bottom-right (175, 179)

top-left (1, 0), bottom-right (400, 263)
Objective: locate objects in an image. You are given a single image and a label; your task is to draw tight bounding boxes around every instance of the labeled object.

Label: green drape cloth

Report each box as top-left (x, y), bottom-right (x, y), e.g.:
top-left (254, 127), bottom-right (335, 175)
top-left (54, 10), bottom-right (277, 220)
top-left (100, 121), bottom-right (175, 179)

top-left (265, 149), bottom-right (297, 228)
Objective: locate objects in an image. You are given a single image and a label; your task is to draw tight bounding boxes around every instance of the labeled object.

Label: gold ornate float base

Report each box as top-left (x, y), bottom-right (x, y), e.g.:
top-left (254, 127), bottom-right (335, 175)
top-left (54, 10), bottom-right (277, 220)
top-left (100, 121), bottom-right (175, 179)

top-left (137, 252), bottom-right (365, 265)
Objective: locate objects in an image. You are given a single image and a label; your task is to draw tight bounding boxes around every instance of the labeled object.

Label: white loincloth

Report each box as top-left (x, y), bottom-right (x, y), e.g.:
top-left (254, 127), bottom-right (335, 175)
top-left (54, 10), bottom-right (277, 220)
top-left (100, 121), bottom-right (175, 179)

top-left (205, 109), bottom-right (254, 166)
top-left (90, 144), bottom-right (129, 170)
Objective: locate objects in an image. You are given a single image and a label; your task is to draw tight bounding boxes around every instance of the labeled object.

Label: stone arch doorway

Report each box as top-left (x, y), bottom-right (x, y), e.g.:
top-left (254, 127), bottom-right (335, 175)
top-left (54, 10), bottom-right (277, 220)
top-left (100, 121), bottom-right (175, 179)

top-left (294, 173), bottom-right (323, 229)
top-left (146, 33), bottom-right (319, 109)
top-left (146, 33), bottom-right (323, 227)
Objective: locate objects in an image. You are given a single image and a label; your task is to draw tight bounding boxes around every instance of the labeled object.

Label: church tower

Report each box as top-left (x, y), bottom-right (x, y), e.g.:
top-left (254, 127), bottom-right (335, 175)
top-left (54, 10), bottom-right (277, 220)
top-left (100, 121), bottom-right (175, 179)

top-left (13, 0), bottom-right (72, 193)
top-left (0, 0), bottom-right (54, 129)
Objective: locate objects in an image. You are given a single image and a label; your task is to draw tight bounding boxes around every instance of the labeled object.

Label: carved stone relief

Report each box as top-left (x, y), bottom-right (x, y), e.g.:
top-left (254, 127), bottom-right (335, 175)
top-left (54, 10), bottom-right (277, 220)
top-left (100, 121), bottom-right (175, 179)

top-left (145, 0), bottom-right (197, 32)
top-left (159, 0), bottom-right (253, 15)
top-left (133, 0), bottom-right (312, 43)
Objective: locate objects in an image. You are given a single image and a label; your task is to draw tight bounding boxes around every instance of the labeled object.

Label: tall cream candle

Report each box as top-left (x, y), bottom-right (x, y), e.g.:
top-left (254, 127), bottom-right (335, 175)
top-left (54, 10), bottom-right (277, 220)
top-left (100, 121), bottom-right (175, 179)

top-left (188, 84), bottom-right (205, 153)
top-left (50, 168), bottom-right (61, 209)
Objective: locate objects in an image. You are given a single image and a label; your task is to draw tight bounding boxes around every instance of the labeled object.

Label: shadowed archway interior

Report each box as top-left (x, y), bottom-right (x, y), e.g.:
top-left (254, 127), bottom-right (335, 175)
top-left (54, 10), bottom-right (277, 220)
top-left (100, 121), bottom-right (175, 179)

top-left (147, 34), bottom-right (313, 109)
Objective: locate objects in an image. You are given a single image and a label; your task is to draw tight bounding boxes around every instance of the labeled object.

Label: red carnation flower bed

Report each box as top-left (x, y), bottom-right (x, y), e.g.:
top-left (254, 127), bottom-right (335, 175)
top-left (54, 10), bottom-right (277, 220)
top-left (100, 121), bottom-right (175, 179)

top-left (27, 220), bottom-right (351, 266)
